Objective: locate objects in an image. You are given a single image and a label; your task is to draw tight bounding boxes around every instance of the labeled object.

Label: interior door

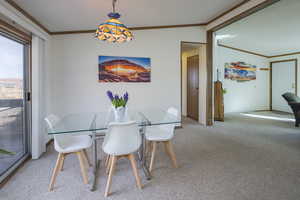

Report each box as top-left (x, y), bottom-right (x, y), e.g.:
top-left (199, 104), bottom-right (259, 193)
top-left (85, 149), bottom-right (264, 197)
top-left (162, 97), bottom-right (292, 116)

top-left (187, 55), bottom-right (199, 120)
top-left (271, 60), bottom-right (297, 113)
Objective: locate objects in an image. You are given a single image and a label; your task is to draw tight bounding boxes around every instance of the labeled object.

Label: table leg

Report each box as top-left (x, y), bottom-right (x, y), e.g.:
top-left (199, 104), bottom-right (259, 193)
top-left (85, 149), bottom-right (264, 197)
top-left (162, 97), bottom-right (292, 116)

top-left (139, 125), bottom-right (152, 180)
top-left (90, 133), bottom-right (100, 191)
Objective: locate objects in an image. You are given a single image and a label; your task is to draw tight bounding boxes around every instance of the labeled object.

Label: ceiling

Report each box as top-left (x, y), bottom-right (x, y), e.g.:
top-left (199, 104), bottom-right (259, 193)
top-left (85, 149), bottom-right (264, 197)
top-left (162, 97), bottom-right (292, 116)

top-left (11, 0), bottom-right (245, 32)
top-left (216, 0), bottom-right (300, 56)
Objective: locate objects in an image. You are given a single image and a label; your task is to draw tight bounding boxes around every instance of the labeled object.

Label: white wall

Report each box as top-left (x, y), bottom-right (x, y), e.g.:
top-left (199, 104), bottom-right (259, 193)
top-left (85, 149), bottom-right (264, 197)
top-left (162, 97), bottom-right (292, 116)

top-left (49, 27), bottom-right (206, 117)
top-left (214, 45), bottom-right (270, 113)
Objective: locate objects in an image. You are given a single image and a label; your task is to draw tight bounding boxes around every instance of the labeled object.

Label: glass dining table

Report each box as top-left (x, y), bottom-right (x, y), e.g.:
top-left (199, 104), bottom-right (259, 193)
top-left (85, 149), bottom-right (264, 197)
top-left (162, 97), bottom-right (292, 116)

top-left (48, 109), bottom-right (180, 191)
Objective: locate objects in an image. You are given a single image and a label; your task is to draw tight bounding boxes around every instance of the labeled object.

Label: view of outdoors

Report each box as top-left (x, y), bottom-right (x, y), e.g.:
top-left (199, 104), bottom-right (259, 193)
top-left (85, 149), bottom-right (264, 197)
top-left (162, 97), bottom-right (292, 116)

top-left (0, 34), bottom-right (26, 176)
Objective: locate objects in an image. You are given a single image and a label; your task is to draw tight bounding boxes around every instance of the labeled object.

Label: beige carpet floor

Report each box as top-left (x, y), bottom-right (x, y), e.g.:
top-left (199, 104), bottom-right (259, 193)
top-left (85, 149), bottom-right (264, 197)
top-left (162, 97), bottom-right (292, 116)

top-left (1, 112), bottom-right (300, 200)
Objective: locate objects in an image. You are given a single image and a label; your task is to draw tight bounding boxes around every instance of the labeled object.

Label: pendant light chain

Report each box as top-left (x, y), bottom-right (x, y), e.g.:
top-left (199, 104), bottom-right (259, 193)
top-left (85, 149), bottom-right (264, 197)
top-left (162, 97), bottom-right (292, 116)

top-left (112, 0), bottom-right (117, 13)
top-left (112, 0), bottom-right (117, 31)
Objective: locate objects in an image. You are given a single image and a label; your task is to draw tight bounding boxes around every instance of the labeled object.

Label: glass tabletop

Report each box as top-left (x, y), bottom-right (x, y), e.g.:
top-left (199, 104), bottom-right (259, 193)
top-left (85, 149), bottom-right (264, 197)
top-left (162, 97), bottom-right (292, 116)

top-left (48, 109), bottom-right (181, 135)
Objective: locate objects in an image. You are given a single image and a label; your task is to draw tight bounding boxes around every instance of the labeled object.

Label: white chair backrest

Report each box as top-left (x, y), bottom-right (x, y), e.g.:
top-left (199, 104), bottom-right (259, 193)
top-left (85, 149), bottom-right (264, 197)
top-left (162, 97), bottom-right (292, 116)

top-left (160, 107), bottom-right (179, 134)
top-left (45, 114), bottom-right (71, 150)
top-left (45, 114), bottom-right (60, 131)
top-left (102, 121), bottom-right (141, 155)
top-left (167, 107), bottom-right (179, 117)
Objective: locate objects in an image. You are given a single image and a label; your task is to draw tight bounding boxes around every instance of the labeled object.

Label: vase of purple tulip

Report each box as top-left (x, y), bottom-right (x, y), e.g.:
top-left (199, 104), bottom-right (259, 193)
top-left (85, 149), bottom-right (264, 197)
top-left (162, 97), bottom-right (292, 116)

top-left (106, 91), bottom-right (129, 121)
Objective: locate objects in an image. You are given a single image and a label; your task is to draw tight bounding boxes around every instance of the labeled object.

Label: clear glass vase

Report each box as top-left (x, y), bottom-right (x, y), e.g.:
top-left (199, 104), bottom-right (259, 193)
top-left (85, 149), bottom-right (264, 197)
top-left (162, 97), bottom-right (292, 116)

top-left (113, 106), bottom-right (126, 122)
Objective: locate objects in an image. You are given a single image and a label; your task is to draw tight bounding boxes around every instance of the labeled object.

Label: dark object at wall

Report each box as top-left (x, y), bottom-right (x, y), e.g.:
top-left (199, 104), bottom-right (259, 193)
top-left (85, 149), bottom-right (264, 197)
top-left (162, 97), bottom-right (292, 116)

top-left (214, 81), bottom-right (224, 122)
top-left (282, 92), bottom-right (300, 127)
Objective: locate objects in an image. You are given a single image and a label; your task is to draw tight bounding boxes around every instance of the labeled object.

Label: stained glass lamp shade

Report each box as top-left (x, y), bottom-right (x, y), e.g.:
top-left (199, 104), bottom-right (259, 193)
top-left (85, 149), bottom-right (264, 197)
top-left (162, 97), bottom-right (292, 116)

top-left (95, 12), bottom-right (133, 43)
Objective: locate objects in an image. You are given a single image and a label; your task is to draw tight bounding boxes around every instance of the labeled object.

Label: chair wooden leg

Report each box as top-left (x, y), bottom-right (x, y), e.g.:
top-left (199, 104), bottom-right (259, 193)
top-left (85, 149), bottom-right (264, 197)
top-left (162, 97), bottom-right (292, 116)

top-left (146, 141), bottom-right (152, 156)
top-left (82, 149), bottom-right (92, 168)
top-left (105, 156), bottom-right (117, 197)
top-left (105, 155), bottom-right (110, 167)
top-left (76, 151), bottom-right (89, 184)
top-left (164, 141), bottom-right (178, 168)
top-left (59, 153), bottom-right (65, 171)
top-left (149, 142), bottom-right (157, 172)
top-left (49, 153), bottom-right (64, 191)
top-left (128, 154), bottom-right (142, 189)
top-left (106, 156), bottom-right (112, 175)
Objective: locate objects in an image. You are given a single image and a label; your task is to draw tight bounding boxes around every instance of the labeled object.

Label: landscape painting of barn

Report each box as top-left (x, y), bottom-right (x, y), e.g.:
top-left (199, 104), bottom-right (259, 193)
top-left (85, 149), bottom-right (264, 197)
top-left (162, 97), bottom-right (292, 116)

top-left (224, 61), bottom-right (257, 81)
top-left (98, 56), bottom-right (151, 82)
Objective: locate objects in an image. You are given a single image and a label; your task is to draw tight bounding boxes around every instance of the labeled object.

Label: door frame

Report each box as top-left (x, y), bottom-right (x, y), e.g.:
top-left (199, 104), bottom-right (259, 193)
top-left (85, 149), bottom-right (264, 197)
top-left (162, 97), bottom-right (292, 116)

top-left (269, 59), bottom-right (298, 110)
top-left (187, 55), bottom-right (199, 120)
top-left (180, 41), bottom-right (206, 122)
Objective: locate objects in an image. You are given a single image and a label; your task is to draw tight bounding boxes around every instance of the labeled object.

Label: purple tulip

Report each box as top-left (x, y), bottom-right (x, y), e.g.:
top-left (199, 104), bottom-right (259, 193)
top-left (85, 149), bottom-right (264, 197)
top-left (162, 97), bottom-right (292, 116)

top-left (106, 90), bottom-right (114, 101)
top-left (115, 94), bottom-right (119, 100)
top-left (124, 92), bottom-right (129, 103)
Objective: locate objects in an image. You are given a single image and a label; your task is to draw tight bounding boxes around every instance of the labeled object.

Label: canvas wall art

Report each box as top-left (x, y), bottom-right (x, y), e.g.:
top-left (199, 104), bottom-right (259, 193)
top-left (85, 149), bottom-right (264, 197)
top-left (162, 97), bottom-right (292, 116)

top-left (98, 56), bottom-right (151, 82)
top-left (224, 61), bottom-right (257, 81)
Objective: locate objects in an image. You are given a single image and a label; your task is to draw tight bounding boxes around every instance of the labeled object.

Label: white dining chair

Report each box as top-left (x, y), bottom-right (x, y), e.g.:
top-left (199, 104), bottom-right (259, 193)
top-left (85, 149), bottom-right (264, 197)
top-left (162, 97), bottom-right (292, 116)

top-left (45, 114), bottom-right (92, 191)
top-left (103, 106), bottom-right (131, 170)
top-left (102, 121), bottom-right (142, 197)
top-left (145, 107), bottom-right (179, 172)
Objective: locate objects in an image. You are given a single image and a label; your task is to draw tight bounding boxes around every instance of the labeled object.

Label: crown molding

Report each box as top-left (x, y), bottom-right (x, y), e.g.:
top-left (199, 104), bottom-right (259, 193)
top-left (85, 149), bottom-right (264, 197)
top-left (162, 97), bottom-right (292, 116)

top-left (268, 51), bottom-right (300, 58)
top-left (4, 0), bottom-right (51, 34)
top-left (218, 43), bottom-right (300, 59)
top-left (181, 41), bottom-right (207, 45)
top-left (218, 43), bottom-right (269, 58)
top-left (50, 23), bottom-right (207, 35)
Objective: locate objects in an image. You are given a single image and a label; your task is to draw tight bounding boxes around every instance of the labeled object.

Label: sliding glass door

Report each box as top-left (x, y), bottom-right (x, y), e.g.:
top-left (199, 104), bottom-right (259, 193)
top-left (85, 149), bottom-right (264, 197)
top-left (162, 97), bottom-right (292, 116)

top-left (0, 33), bottom-right (30, 181)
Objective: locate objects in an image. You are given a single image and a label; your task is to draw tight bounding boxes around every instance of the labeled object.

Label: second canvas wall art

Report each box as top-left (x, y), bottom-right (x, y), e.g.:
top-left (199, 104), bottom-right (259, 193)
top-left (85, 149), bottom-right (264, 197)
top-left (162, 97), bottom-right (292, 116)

top-left (98, 56), bottom-right (151, 82)
top-left (224, 61), bottom-right (257, 82)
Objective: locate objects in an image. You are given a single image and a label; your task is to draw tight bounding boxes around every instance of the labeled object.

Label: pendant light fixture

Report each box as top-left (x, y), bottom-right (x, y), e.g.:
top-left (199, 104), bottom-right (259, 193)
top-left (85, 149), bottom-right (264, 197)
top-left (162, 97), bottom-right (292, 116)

top-left (95, 0), bottom-right (133, 43)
